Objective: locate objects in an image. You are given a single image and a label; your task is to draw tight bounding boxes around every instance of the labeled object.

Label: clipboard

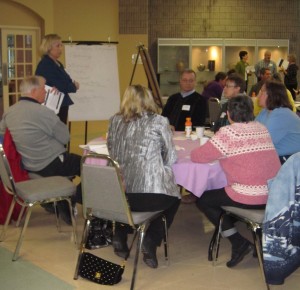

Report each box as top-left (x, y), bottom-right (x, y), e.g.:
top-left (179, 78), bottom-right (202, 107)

top-left (43, 85), bottom-right (65, 114)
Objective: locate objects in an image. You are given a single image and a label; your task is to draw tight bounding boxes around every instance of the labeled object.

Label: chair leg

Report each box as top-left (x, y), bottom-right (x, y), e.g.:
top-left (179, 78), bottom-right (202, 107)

top-left (74, 219), bottom-right (90, 280)
top-left (12, 206), bottom-right (33, 261)
top-left (212, 213), bottom-right (224, 266)
top-left (53, 201), bottom-right (61, 232)
top-left (16, 205), bottom-right (26, 227)
top-left (208, 227), bottom-right (218, 261)
top-left (66, 198), bottom-right (77, 245)
top-left (162, 216), bottom-right (169, 265)
top-left (130, 229), bottom-right (144, 290)
top-left (251, 227), bottom-right (270, 290)
top-left (0, 198), bottom-right (17, 242)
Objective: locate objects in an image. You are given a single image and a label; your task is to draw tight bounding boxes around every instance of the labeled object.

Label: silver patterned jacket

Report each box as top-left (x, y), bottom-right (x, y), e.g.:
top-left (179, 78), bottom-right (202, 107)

top-left (107, 112), bottom-right (180, 198)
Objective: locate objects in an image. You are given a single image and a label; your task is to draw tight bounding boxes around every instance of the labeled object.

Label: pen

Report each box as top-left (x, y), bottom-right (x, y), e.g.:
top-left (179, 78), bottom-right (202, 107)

top-left (44, 90), bottom-right (50, 105)
top-left (56, 93), bottom-right (61, 109)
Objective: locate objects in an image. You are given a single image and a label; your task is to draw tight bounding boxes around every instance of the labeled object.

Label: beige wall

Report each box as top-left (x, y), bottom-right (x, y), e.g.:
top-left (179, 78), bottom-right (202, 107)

top-left (0, 0), bottom-right (148, 153)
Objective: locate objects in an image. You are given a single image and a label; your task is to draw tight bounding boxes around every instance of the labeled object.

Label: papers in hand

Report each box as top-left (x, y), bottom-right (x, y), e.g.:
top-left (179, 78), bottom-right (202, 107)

top-left (245, 65), bottom-right (255, 73)
top-left (43, 85), bottom-right (65, 114)
top-left (277, 59), bottom-right (289, 70)
top-left (79, 141), bottom-right (109, 155)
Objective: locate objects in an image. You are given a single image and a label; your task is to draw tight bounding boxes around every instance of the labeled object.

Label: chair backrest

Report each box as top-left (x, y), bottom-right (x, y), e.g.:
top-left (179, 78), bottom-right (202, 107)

top-left (0, 144), bottom-right (16, 195)
top-left (208, 97), bottom-right (221, 126)
top-left (81, 153), bottom-right (135, 227)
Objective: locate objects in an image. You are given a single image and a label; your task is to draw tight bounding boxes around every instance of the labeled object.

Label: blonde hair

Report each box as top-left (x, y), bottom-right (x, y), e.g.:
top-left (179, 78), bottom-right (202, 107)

top-left (288, 53), bottom-right (297, 63)
top-left (39, 34), bottom-right (61, 56)
top-left (119, 85), bottom-right (159, 122)
top-left (20, 76), bottom-right (45, 95)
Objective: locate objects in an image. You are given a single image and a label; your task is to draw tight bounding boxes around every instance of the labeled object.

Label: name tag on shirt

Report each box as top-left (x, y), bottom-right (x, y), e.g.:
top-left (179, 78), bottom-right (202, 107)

top-left (182, 105), bottom-right (190, 111)
top-left (220, 112), bottom-right (227, 118)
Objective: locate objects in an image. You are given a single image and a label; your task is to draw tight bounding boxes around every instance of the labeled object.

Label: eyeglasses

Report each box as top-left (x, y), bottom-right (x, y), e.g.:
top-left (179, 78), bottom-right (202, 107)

top-left (181, 79), bottom-right (195, 83)
top-left (225, 84), bottom-right (237, 88)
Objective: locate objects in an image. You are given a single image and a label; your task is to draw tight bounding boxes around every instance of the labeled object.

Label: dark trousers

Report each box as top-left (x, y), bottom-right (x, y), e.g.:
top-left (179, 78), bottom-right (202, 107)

top-left (286, 84), bottom-right (297, 100)
top-left (196, 188), bottom-right (265, 231)
top-left (116, 193), bottom-right (180, 247)
top-left (31, 152), bottom-right (82, 204)
top-left (57, 106), bottom-right (69, 124)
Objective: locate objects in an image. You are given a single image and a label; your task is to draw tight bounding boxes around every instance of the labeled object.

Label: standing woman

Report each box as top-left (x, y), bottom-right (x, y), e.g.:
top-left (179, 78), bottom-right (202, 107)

top-left (107, 85), bottom-right (181, 268)
top-left (35, 34), bottom-right (79, 123)
top-left (281, 53), bottom-right (299, 100)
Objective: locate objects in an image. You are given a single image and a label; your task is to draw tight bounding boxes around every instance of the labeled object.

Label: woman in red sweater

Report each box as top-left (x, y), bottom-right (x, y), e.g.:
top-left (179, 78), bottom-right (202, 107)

top-left (191, 95), bottom-right (281, 268)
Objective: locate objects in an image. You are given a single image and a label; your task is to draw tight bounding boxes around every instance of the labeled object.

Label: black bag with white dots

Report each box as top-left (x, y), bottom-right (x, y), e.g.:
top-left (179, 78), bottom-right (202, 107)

top-left (78, 252), bottom-right (124, 285)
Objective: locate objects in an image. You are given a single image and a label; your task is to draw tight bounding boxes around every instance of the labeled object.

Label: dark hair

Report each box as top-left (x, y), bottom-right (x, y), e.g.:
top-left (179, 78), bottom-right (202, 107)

top-left (226, 73), bottom-right (246, 93)
top-left (215, 72), bottom-right (226, 82)
top-left (227, 94), bottom-right (254, 123)
top-left (239, 51), bottom-right (248, 60)
top-left (271, 73), bottom-right (283, 82)
top-left (179, 69), bottom-right (196, 78)
top-left (264, 80), bottom-right (293, 111)
top-left (227, 69), bottom-right (236, 76)
top-left (259, 67), bottom-right (270, 76)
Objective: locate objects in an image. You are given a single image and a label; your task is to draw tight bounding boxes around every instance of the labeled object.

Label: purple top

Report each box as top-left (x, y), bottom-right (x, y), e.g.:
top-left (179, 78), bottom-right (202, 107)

top-left (202, 81), bottom-right (223, 101)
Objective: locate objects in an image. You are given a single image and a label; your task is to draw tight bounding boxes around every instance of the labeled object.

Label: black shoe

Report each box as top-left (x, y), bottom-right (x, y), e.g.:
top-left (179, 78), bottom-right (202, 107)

top-left (86, 219), bottom-right (111, 250)
top-left (41, 203), bottom-right (56, 214)
top-left (142, 236), bottom-right (158, 269)
top-left (226, 241), bottom-right (253, 268)
top-left (112, 235), bottom-right (129, 259)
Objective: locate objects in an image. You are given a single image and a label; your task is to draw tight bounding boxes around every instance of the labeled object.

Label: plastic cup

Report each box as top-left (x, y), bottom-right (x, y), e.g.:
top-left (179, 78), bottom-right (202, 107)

top-left (195, 127), bottom-right (205, 138)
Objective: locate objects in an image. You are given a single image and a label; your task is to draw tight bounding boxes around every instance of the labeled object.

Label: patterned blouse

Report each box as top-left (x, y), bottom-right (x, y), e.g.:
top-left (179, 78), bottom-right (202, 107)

top-left (107, 112), bottom-right (180, 198)
top-left (191, 122), bottom-right (281, 205)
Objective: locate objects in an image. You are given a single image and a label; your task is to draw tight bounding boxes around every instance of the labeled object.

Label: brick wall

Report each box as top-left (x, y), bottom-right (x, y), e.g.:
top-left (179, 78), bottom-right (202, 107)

top-left (119, 0), bottom-right (300, 76)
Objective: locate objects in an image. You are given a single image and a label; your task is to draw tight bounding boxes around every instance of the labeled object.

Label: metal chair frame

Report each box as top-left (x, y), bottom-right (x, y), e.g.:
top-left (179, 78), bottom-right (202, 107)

top-left (208, 97), bottom-right (221, 127)
top-left (73, 153), bottom-right (169, 290)
top-left (209, 206), bottom-right (269, 290)
top-left (0, 145), bottom-right (77, 261)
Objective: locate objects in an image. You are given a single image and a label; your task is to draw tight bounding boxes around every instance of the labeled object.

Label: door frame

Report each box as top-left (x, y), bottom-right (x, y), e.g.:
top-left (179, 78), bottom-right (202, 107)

top-left (0, 25), bottom-right (40, 113)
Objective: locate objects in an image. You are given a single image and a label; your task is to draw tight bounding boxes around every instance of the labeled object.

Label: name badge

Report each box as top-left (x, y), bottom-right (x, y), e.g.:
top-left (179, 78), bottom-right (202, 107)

top-left (182, 105), bottom-right (190, 111)
top-left (220, 112), bottom-right (227, 118)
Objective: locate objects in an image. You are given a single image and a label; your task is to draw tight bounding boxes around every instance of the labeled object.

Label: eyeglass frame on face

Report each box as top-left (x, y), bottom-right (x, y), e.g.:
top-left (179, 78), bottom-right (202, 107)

top-left (225, 83), bottom-right (237, 88)
top-left (180, 78), bottom-right (195, 83)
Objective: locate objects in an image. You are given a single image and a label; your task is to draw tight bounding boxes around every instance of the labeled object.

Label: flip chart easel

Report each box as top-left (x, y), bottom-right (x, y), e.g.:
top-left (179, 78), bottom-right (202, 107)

top-left (130, 44), bottom-right (163, 109)
top-left (64, 41), bottom-right (120, 145)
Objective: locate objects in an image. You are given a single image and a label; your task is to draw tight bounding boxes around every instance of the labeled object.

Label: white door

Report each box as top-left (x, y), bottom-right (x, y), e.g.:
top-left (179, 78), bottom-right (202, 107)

top-left (0, 27), bottom-right (39, 114)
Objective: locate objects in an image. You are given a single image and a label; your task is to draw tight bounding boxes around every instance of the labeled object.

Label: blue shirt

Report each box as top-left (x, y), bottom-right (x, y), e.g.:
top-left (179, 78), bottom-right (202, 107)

top-left (255, 107), bottom-right (300, 156)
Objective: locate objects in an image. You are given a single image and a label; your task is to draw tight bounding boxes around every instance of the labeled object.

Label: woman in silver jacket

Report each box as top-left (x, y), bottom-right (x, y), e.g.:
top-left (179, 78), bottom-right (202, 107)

top-left (107, 85), bottom-right (181, 268)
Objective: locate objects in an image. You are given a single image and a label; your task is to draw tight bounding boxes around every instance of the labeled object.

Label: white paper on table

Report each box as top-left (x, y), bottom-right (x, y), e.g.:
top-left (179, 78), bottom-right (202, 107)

top-left (43, 85), bottom-right (65, 114)
top-left (204, 129), bottom-right (214, 138)
top-left (79, 140), bottom-right (109, 155)
top-left (175, 145), bottom-right (185, 151)
top-left (173, 136), bottom-right (187, 141)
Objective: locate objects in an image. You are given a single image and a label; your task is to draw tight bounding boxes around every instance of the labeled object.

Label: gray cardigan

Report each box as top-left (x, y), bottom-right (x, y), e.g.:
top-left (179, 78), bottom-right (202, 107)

top-left (0, 98), bottom-right (68, 171)
top-left (107, 112), bottom-right (180, 198)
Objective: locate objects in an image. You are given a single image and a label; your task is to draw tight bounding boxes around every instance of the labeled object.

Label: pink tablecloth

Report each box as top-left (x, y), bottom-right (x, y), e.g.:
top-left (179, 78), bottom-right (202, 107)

top-left (84, 133), bottom-right (227, 197)
top-left (172, 132), bottom-right (227, 197)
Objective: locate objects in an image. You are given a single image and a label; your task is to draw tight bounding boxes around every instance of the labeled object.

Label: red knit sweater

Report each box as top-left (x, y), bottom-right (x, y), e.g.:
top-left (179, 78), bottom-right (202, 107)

top-left (191, 122), bottom-right (281, 205)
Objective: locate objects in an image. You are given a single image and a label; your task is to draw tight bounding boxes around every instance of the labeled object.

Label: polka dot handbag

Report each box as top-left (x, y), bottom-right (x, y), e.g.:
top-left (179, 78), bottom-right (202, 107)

top-left (78, 252), bottom-right (124, 285)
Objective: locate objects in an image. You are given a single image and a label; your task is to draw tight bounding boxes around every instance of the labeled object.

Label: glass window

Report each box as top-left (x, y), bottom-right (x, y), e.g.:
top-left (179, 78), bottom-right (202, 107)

top-left (16, 35), bottom-right (24, 48)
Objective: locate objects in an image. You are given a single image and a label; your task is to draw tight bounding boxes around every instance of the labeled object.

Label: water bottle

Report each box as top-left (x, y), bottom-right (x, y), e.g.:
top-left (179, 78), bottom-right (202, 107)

top-left (185, 117), bottom-right (192, 138)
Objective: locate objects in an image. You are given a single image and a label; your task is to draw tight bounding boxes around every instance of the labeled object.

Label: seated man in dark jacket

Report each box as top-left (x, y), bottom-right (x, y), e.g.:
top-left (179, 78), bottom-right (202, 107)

top-left (162, 69), bottom-right (206, 131)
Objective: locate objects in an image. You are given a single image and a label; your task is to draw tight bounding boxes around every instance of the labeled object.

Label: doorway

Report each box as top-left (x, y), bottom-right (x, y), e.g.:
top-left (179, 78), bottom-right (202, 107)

top-left (0, 27), bottom-right (40, 116)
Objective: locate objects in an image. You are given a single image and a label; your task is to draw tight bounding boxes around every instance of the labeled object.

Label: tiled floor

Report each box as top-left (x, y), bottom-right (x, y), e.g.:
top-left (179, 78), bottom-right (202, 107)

top-left (1, 202), bottom-right (299, 290)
